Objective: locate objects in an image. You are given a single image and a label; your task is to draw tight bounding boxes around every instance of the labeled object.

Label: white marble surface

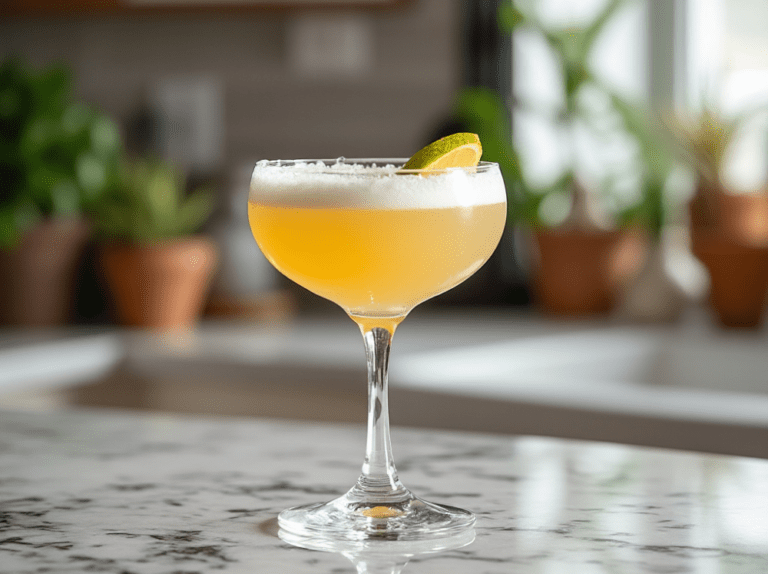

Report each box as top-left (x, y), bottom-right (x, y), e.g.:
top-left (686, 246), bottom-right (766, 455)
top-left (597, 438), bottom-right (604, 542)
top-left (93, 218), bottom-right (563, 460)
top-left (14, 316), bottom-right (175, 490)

top-left (1, 408), bottom-right (767, 573)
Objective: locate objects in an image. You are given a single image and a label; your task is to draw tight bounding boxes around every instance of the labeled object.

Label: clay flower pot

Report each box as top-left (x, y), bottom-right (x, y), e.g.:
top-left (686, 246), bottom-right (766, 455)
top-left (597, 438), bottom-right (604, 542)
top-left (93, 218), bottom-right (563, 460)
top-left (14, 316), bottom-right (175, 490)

top-left (689, 182), bottom-right (768, 244)
top-left (532, 229), bottom-right (645, 316)
top-left (716, 192), bottom-right (768, 244)
top-left (692, 234), bottom-right (768, 328)
top-left (100, 237), bottom-right (218, 329)
top-left (0, 218), bottom-right (90, 326)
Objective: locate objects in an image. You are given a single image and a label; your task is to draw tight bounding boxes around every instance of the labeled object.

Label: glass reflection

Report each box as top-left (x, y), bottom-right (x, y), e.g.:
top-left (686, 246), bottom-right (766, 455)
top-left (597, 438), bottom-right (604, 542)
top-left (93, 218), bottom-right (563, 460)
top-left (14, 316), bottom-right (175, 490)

top-left (278, 527), bottom-right (475, 574)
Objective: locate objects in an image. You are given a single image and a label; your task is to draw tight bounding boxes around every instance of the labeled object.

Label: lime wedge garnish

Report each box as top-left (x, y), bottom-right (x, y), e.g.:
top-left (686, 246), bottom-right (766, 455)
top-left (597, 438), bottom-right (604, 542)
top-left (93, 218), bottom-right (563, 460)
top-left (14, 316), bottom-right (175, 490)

top-left (401, 133), bottom-right (482, 171)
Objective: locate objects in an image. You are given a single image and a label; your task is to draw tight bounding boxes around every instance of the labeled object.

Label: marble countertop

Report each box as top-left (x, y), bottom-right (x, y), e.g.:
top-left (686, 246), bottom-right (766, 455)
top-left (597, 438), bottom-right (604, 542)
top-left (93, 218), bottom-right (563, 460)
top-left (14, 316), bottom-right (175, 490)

top-left (1, 408), bottom-right (767, 573)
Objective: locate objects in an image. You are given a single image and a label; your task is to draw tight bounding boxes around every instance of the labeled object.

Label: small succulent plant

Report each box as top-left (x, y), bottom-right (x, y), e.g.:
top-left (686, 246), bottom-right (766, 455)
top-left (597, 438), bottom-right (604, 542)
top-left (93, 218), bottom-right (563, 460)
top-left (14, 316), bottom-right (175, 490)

top-left (94, 159), bottom-right (215, 245)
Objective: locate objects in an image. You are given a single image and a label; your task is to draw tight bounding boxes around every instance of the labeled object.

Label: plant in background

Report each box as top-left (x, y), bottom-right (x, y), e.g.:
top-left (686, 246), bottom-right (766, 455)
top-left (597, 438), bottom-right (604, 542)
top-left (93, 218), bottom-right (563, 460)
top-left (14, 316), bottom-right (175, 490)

top-left (664, 105), bottom-right (768, 233)
top-left (96, 159), bottom-right (219, 329)
top-left (0, 58), bottom-right (122, 247)
top-left (669, 107), bottom-right (740, 187)
top-left (606, 96), bottom-right (768, 238)
top-left (456, 0), bottom-right (656, 317)
top-left (603, 94), bottom-right (678, 240)
top-left (94, 159), bottom-right (215, 244)
top-left (465, 0), bottom-right (634, 228)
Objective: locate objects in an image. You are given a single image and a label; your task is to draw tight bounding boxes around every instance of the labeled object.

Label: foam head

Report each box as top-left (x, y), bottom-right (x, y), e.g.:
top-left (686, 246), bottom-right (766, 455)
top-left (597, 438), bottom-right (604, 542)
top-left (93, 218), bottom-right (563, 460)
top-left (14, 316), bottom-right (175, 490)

top-left (249, 159), bottom-right (506, 209)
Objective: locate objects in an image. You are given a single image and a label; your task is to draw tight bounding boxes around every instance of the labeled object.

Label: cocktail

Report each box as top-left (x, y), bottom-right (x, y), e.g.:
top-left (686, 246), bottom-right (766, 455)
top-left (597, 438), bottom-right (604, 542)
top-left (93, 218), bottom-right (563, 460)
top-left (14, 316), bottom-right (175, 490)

top-left (248, 135), bottom-right (507, 543)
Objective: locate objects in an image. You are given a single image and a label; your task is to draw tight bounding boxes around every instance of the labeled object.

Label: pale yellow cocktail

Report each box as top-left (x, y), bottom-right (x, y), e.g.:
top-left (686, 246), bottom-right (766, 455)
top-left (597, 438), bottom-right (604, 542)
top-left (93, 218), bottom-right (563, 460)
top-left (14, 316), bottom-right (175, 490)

top-left (248, 202), bottom-right (505, 318)
top-left (248, 160), bottom-right (506, 323)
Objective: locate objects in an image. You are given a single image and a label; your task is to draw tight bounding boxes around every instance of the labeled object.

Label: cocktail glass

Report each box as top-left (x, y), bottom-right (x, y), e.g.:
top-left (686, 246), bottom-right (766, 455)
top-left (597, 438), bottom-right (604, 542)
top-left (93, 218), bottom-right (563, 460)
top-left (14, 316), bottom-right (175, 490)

top-left (248, 158), bottom-right (506, 543)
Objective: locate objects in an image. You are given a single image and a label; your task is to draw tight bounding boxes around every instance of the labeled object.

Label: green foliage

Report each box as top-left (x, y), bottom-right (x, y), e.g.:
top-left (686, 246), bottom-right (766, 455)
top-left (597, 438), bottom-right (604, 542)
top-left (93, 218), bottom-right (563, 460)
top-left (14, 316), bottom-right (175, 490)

top-left (606, 96), bottom-right (768, 237)
top-left (497, 0), bottom-right (768, 235)
top-left (475, 0), bottom-right (635, 227)
top-left (94, 159), bottom-right (215, 245)
top-left (616, 174), bottom-right (666, 240)
top-left (454, 84), bottom-right (581, 225)
top-left (501, 0), bottom-right (626, 112)
top-left (0, 58), bottom-right (123, 247)
top-left (497, 1), bottom-right (526, 32)
top-left (664, 105), bottom-right (759, 185)
top-left (602, 94), bottom-right (677, 238)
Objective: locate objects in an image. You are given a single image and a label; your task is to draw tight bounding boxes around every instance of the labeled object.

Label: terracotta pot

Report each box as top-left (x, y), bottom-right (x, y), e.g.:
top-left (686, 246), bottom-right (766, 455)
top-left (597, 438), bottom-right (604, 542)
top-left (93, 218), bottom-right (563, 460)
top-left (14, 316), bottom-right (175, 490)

top-left (532, 229), bottom-right (645, 316)
top-left (692, 234), bottom-right (768, 328)
top-left (101, 237), bottom-right (218, 329)
top-left (689, 181), bottom-right (768, 245)
top-left (0, 218), bottom-right (90, 326)
top-left (716, 192), bottom-right (768, 245)
top-left (689, 180), bottom-right (722, 232)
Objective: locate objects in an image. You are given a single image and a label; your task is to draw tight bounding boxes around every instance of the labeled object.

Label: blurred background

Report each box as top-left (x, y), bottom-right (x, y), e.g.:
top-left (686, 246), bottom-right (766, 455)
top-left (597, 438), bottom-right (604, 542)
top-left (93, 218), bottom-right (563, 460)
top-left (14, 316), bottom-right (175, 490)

top-left (1, 0), bottom-right (768, 457)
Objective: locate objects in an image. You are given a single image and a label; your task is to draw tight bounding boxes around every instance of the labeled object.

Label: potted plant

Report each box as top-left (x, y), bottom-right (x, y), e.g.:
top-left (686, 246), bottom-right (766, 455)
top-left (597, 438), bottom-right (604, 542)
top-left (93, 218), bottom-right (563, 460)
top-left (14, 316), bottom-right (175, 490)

top-left (0, 58), bottom-right (123, 325)
top-left (669, 108), bottom-right (768, 327)
top-left (613, 94), bottom-right (768, 326)
top-left (94, 159), bottom-right (218, 329)
top-left (667, 108), bottom-right (768, 241)
top-left (456, 0), bottom-right (646, 315)
top-left (596, 93), bottom-right (695, 322)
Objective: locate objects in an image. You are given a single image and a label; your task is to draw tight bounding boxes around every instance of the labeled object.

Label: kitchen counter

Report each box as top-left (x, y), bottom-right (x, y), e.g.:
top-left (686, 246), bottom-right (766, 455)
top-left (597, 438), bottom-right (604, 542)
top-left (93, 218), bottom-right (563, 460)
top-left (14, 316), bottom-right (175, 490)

top-left (2, 310), bottom-right (768, 458)
top-left (1, 408), bottom-right (767, 573)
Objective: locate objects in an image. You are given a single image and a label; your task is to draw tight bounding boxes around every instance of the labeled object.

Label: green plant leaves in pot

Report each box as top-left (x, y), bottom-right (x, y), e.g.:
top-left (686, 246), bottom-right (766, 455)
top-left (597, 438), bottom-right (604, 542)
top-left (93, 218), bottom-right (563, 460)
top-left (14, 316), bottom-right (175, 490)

top-left (93, 159), bottom-right (215, 245)
top-left (0, 58), bottom-right (123, 248)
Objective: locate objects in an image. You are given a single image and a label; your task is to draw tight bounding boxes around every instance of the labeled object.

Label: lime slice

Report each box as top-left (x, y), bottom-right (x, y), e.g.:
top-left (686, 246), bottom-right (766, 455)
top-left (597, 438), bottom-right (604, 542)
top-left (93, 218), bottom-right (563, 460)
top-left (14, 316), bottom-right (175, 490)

top-left (401, 133), bottom-right (482, 171)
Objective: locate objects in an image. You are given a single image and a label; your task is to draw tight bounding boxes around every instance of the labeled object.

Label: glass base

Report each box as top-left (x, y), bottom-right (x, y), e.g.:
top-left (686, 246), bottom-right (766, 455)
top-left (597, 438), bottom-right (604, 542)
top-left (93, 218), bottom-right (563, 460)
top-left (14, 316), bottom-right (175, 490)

top-left (278, 491), bottom-right (475, 543)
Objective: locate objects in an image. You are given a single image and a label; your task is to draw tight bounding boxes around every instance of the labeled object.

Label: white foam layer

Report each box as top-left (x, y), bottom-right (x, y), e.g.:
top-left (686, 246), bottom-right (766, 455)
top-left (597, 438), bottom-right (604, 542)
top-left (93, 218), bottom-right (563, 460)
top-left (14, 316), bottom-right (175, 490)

top-left (249, 160), bottom-right (506, 209)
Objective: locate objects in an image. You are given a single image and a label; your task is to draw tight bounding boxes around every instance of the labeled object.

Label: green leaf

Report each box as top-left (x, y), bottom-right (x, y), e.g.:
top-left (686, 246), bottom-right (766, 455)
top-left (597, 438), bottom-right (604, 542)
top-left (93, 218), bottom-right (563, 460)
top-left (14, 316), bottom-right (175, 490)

top-left (498, 1), bottom-right (526, 31)
top-left (51, 179), bottom-right (80, 215)
top-left (0, 199), bottom-right (41, 248)
top-left (76, 152), bottom-right (107, 197)
top-left (0, 86), bottom-right (21, 120)
top-left (176, 187), bottom-right (215, 236)
top-left (61, 103), bottom-right (92, 136)
top-left (90, 115), bottom-right (121, 157)
top-left (94, 201), bottom-right (132, 238)
top-left (0, 206), bottom-right (18, 248)
top-left (564, 62), bottom-right (592, 106)
top-left (26, 163), bottom-right (63, 211)
top-left (579, 0), bottom-right (627, 60)
top-left (93, 159), bottom-right (215, 242)
top-left (29, 62), bottom-right (69, 116)
top-left (620, 175), bottom-right (665, 239)
top-left (144, 161), bottom-right (180, 225)
top-left (20, 116), bottom-right (58, 159)
top-left (0, 58), bottom-right (124, 218)
top-left (456, 88), bottom-right (509, 130)
top-left (608, 93), bottom-right (676, 178)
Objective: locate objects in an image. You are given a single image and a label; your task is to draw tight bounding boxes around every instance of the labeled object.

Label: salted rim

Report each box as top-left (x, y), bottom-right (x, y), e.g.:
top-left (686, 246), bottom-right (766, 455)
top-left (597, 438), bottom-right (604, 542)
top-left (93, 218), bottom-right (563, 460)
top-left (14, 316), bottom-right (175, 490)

top-left (252, 159), bottom-right (499, 175)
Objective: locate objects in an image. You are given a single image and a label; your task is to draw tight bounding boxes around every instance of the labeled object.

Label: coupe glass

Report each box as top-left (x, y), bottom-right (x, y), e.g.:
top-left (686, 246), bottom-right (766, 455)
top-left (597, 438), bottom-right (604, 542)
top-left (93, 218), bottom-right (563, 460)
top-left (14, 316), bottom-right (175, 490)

top-left (248, 158), bottom-right (506, 543)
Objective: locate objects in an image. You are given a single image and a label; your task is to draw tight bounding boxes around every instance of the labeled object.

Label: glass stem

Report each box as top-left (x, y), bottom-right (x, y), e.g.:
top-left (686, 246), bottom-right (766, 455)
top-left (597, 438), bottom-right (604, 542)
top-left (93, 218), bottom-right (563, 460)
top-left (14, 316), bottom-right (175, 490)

top-left (348, 326), bottom-right (409, 503)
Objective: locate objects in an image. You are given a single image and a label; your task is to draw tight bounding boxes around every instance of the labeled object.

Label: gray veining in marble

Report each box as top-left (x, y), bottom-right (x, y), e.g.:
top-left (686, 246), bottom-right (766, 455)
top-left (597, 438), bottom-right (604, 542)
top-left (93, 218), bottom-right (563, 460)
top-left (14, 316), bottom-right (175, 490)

top-left (1, 408), bottom-right (767, 573)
